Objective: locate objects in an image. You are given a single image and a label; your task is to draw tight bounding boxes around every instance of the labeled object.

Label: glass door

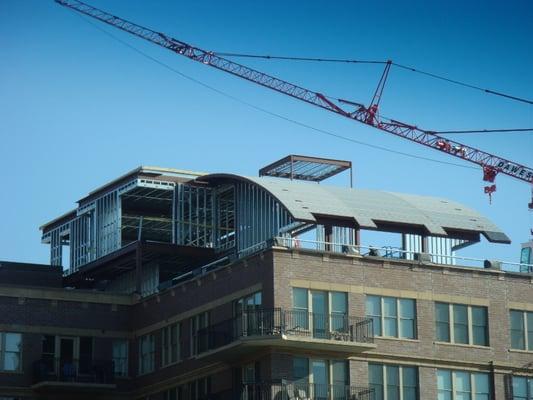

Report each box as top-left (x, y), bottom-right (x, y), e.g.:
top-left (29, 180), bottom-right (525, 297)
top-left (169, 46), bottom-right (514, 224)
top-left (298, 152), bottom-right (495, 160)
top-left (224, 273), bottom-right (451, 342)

top-left (311, 291), bottom-right (328, 338)
top-left (312, 359), bottom-right (329, 400)
top-left (58, 337), bottom-right (77, 380)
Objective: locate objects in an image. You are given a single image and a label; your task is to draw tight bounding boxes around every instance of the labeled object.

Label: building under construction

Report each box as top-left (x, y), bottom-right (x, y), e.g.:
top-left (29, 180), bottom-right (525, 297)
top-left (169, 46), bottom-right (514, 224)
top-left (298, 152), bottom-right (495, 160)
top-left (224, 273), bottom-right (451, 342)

top-left (0, 155), bottom-right (532, 400)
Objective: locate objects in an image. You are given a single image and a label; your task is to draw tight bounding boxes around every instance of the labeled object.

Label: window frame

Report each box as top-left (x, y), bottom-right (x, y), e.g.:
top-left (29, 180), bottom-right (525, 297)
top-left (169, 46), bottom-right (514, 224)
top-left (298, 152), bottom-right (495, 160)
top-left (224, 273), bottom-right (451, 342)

top-left (161, 322), bottom-right (180, 367)
top-left (366, 295), bottom-right (418, 340)
top-left (369, 362), bottom-right (419, 400)
top-left (112, 339), bottom-right (129, 377)
top-left (138, 334), bottom-right (155, 375)
top-left (434, 302), bottom-right (490, 347)
top-left (292, 288), bottom-right (348, 335)
top-left (190, 312), bottom-right (210, 356)
top-left (0, 332), bottom-right (22, 373)
top-left (437, 369), bottom-right (491, 400)
top-left (293, 357), bottom-right (349, 394)
top-left (510, 310), bottom-right (533, 351)
top-left (511, 375), bottom-right (533, 400)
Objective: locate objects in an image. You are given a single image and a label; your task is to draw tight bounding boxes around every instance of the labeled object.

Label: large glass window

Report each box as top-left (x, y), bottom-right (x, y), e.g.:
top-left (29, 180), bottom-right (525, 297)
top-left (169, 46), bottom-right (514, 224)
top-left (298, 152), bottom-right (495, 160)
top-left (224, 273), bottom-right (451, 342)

top-left (471, 307), bottom-right (489, 346)
top-left (234, 291), bottom-right (262, 316)
top-left (0, 333), bottom-right (22, 372)
top-left (453, 305), bottom-right (468, 344)
top-left (42, 335), bottom-right (55, 372)
top-left (512, 376), bottom-right (533, 400)
top-left (190, 312), bottom-right (209, 355)
top-left (366, 296), bottom-right (417, 339)
top-left (293, 357), bottom-right (309, 384)
top-left (293, 288), bottom-right (309, 330)
top-left (138, 334), bottom-right (154, 375)
top-left (369, 363), bottom-right (418, 400)
top-left (435, 303), bottom-right (489, 346)
top-left (112, 339), bottom-right (128, 377)
top-left (331, 292), bottom-right (348, 332)
top-left (510, 310), bottom-right (533, 351)
top-left (162, 323), bottom-right (180, 366)
top-left (292, 289), bottom-right (348, 335)
top-left (436, 303), bottom-right (451, 342)
top-left (294, 358), bottom-right (348, 399)
top-left (437, 370), bottom-right (490, 400)
top-left (166, 376), bottom-right (211, 400)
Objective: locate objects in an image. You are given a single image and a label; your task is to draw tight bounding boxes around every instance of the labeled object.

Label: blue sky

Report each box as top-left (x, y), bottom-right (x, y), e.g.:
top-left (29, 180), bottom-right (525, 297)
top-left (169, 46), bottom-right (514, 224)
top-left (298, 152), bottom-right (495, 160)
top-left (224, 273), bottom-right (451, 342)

top-left (0, 0), bottom-right (532, 266)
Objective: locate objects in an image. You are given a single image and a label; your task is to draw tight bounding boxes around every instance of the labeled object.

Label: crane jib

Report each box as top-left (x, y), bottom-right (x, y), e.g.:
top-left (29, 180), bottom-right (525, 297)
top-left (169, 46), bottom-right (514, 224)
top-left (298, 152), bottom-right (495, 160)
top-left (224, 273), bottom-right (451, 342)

top-left (55, 0), bottom-right (533, 185)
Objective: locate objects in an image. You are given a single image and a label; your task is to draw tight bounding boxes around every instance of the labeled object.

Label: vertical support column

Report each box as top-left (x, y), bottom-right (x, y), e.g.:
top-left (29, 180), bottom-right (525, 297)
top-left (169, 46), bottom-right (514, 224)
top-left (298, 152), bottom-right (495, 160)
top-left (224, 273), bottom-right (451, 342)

top-left (421, 235), bottom-right (429, 253)
top-left (324, 225), bottom-right (333, 252)
top-left (135, 241), bottom-right (143, 295)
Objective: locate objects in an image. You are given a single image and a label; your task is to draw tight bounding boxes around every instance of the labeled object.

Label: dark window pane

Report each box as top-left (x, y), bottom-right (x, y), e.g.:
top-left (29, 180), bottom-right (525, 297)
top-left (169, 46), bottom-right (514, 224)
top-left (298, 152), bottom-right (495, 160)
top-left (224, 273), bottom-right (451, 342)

top-left (453, 305), bottom-right (469, 344)
top-left (472, 307), bottom-right (488, 346)
top-left (293, 288), bottom-right (308, 310)
top-left (510, 311), bottom-right (525, 350)
top-left (331, 292), bottom-right (347, 314)
top-left (437, 322), bottom-right (450, 342)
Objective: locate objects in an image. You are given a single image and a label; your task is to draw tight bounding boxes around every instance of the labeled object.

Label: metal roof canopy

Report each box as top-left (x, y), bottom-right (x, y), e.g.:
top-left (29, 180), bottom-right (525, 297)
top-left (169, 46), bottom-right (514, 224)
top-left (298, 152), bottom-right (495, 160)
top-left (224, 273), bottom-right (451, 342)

top-left (259, 155), bottom-right (352, 184)
top-left (201, 174), bottom-right (511, 244)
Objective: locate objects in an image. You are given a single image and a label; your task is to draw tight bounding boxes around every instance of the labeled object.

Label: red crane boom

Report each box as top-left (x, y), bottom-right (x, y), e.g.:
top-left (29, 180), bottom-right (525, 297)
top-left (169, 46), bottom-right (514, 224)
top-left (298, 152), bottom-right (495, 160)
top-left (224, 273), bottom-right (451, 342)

top-left (55, 0), bottom-right (533, 191)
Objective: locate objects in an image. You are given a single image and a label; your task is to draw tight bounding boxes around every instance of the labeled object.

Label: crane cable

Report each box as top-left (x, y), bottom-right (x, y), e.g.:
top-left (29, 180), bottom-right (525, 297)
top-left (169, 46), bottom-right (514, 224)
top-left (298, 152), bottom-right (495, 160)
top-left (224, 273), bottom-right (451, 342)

top-left (217, 52), bottom-right (533, 106)
top-left (68, 11), bottom-right (479, 171)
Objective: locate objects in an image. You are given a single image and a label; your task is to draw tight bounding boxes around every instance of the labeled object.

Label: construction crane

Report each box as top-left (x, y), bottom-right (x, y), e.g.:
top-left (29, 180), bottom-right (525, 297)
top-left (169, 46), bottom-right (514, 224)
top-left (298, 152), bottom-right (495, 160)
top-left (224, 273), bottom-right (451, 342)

top-left (55, 0), bottom-right (533, 206)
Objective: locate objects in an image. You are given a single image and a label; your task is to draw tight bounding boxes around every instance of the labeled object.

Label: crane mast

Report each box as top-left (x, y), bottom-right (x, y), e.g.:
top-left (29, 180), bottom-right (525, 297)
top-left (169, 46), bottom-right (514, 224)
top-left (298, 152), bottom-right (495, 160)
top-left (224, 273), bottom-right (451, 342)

top-left (55, 0), bottom-right (533, 195)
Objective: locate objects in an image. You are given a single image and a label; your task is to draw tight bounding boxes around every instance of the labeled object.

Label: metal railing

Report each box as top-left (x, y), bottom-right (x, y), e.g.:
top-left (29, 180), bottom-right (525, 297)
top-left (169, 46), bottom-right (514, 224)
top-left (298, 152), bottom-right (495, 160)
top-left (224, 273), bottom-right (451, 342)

top-left (240, 382), bottom-right (374, 400)
top-left (273, 237), bottom-right (533, 274)
top-left (195, 308), bottom-right (373, 354)
top-left (33, 357), bottom-right (115, 384)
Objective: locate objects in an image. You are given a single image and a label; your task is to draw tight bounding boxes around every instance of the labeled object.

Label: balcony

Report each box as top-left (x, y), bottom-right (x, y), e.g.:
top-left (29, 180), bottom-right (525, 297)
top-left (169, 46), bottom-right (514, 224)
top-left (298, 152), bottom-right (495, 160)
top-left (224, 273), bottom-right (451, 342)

top-left (32, 358), bottom-right (116, 392)
top-left (195, 309), bottom-right (375, 359)
top-left (238, 382), bottom-right (375, 400)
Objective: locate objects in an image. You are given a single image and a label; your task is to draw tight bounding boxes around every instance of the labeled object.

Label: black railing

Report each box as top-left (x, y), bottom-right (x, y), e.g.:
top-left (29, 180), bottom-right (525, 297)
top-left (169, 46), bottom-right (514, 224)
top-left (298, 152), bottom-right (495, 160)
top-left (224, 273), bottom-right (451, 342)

top-left (195, 309), bottom-right (373, 354)
top-left (33, 358), bottom-right (115, 385)
top-left (240, 382), bottom-right (374, 400)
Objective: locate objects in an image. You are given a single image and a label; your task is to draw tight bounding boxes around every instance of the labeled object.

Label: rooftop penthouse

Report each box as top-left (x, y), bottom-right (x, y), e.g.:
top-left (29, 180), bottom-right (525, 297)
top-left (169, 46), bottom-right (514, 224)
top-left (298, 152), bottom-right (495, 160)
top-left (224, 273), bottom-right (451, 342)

top-left (39, 156), bottom-right (529, 298)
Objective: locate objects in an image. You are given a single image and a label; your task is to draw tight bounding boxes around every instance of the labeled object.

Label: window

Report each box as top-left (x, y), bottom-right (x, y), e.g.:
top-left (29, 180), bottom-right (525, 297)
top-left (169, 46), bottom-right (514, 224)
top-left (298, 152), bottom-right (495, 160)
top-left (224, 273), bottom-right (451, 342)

top-left (511, 376), bottom-right (533, 400)
top-left (234, 291), bottom-right (262, 316)
top-left (190, 312), bottom-right (209, 355)
top-left (165, 377), bottom-right (211, 400)
top-left (293, 357), bottom-right (309, 384)
top-left (291, 288), bottom-right (348, 335)
top-left (78, 337), bottom-right (93, 374)
top-left (293, 358), bottom-right (348, 399)
top-left (293, 288), bottom-right (310, 330)
top-left (112, 340), bottom-right (128, 377)
top-left (437, 370), bottom-right (490, 400)
top-left (510, 310), bottom-right (533, 351)
top-left (138, 334), bottom-right (155, 375)
top-left (366, 296), bottom-right (417, 339)
top-left (369, 363), bottom-right (419, 400)
top-left (435, 303), bottom-right (489, 346)
top-left (42, 335), bottom-right (55, 372)
top-left (162, 323), bottom-right (180, 366)
top-left (0, 333), bottom-right (22, 372)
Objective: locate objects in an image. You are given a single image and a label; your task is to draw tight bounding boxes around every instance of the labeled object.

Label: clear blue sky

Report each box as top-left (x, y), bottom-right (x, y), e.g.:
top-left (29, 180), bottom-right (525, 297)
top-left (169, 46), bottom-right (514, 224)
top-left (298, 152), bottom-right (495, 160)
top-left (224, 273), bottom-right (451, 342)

top-left (0, 0), bottom-right (532, 266)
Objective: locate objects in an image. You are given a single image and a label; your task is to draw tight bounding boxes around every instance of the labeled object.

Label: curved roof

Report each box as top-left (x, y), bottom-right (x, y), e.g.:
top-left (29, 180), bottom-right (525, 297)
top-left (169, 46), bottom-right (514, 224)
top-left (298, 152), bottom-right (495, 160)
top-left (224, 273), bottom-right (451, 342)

top-left (201, 174), bottom-right (510, 244)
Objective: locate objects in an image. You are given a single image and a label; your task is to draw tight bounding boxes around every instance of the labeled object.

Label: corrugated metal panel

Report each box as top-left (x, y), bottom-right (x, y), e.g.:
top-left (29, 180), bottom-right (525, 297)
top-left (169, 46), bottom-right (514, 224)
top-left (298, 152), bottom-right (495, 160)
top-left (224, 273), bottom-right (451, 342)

top-left (201, 174), bottom-right (510, 244)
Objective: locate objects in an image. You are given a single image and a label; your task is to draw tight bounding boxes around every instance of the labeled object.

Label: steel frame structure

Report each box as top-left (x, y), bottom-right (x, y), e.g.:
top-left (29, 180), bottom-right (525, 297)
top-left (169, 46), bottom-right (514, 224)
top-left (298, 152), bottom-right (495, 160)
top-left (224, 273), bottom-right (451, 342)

top-left (41, 177), bottom-right (300, 275)
top-left (259, 155), bottom-right (352, 183)
top-left (55, 0), bottom-right (533, 188)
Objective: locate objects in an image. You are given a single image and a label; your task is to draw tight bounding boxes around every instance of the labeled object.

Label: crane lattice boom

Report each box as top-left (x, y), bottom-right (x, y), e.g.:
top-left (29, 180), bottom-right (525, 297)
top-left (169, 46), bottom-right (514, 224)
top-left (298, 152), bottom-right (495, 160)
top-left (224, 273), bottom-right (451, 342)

top-left (55, 0), bottom-right (533, 186)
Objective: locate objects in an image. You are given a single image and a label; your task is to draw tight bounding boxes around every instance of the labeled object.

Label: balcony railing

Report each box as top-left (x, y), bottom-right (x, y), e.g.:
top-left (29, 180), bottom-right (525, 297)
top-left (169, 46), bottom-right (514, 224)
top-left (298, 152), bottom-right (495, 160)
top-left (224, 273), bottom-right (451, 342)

top-left (195, 308), bottom-right (373, 354)
top-left (239, 382), bottom-right (375, 400)
top-left (33, 358), bottom-right (115, 385)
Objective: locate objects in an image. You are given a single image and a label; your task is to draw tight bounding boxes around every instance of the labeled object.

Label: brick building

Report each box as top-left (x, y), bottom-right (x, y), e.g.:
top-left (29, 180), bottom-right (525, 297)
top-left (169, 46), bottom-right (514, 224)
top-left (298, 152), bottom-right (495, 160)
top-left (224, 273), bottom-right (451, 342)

top-left (0, 158), bottom-right (532, 400)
